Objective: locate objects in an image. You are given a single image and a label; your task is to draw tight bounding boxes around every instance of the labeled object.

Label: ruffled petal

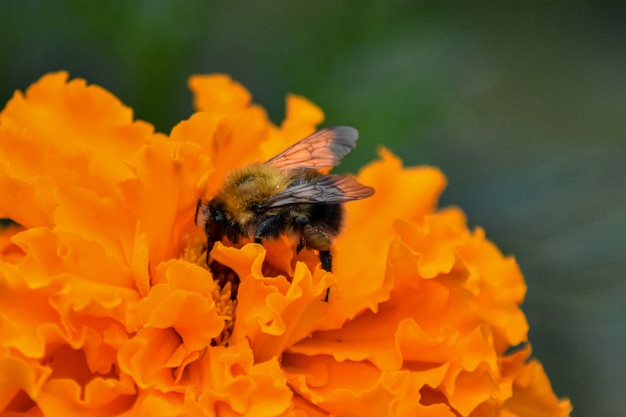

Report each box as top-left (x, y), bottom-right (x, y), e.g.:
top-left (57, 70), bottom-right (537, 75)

top-left (0, 356), bottom-right (51, 412)
top-left (457, 227), bottom-right (529, 352)
top-left (210, 243), bottom-right (333, 362)
top-left (0, 223), bottom-right (24, 262)
top-left (284, 354), bottom-right (455, 417)
top-left (330, 150), bottom-right (447, 321)
top-left (119, 139), bottom-right (210, 268)
top-left (187, 74), bottom-right (272, 197)
top-left (177, 344), bottom-right (293, 416)
top-left (189, 74), bottom-right (252, 115)
top-left (0, 72), bottom-right (159, 228)
top-left (35, 375), bottom-right (136, 417)
top-left (503, 360), bottom-right (573, 416)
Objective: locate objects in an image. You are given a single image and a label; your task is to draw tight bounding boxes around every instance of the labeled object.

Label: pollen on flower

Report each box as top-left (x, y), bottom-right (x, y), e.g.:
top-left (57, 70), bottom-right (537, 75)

top-left (180, 239), bottom-right (238, 346)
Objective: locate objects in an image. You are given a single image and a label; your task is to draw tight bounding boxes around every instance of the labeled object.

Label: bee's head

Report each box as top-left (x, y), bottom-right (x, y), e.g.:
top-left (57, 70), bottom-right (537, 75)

top-left (207, 199), bottom-right (228, 224)
top-left (206, 198), bottom-right (244, 246)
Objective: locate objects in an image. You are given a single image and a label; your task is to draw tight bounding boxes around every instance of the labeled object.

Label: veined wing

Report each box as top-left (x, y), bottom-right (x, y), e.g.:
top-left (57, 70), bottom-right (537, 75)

top-left (265, 126), bottom-right (359, 170)
top-left (260, 174), bottom-right (375, 208)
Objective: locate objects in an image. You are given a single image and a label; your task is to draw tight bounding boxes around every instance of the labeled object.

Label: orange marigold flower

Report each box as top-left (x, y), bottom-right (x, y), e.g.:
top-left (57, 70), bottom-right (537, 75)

top-left (0, 72), bottom-right (572, 416)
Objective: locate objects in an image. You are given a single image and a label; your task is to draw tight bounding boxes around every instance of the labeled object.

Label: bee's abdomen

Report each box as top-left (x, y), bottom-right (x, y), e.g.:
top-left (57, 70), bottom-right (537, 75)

top-left (309, 203), bottom-right (344, 237)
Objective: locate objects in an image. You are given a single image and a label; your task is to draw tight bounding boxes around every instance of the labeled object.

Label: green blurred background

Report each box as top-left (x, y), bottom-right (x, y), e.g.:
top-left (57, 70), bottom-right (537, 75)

top-left (1, 1), bottom-right (624, 415)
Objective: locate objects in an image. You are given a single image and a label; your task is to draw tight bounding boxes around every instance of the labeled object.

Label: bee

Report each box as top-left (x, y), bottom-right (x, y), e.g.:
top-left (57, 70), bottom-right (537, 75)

top-left (195, 126), bottom-right (374, 299)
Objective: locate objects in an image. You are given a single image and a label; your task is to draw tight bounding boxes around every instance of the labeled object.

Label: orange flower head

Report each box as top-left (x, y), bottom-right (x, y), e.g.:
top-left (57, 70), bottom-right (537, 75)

top-left (0, 72), bottom-right (572, 416)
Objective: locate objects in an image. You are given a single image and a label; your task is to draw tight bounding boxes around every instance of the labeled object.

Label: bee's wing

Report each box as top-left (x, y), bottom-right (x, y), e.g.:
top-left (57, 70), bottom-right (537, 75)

top-left (265, 126), bottom-right (359, 170)
top-left (261, 175), bottom-right (375, 208)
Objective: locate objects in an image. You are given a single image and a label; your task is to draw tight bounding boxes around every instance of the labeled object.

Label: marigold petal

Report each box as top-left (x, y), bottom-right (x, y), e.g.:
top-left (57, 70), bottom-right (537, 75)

top-left (170, 109), bottom-right (268, 200)
top-left (0, 345), bottom-right (136, 416)
top-left (169, 111), bottom-right (217, 175)
top-left (0, 356), bottom-right (51, 411)
top-left (117, 327), bottom-right (185, 391)
top-left (0, 271), bottom-right (63, 358)
top-left (394, 216), bottom-right (465, 279)
top-left (284, 354), bottom-right (455, 417)
top-left (187, 74), bottom-right (279, 199)
top-left (347, 149), bottom-right (447, 239)
top-left (290, 394), bottom-right (333, 417)
top-left (210, 242), bottom-right (269, 281)
top-left (120, 139), bottom-right (211, 267)
top-left (0, 160), bottom-right (57, 229)
top-left (0, 72), bottom-right (167, 289)
top-left (52, 188), bottom-right (134, 262)
top-left (282, 94), bottom-right (325, 136)
top-left (131, 390), bottom-right (202, 417)
top-left (0, 222), bottom-right (24, 262)
top-left (0, 228), bottom-right (140, 367)
top-left (288, 304), bottom-right (404, 370)
top-left (34, 377), bottom-right (135, 417)
top-left (290, 280), bottom-right (495, 371)
top-left (503, 360), bottom-right (572, 417)
top-left (136, 259), bottom-right (224, 351)
top-left (212, 243), bottom-right (334, 361)
top-left (188, 74), bottom-right (252, 115)
top-left (0, 71), bottom-right (158, 204)
top-left (178, 345), bottom-right (293, 416)
top-left (457, 228), bottom-right (529, 351)
top-left (332, 150), bottom-right (447, 319)
top-left (454, 326), bottom-right (498, 373)
top-left (394, 319), bottom-right (456, 372)
top-left (442, 362), bottom-right (499, 416)
top-left (244, 263), bottom-right (332, 362)
top-left (286, 223), bottom-right (524, 415)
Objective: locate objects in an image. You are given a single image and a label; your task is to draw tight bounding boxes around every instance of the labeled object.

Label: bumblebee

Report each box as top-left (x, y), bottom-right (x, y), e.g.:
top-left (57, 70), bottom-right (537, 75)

top-left (195, 126), bottom-right (374, 297)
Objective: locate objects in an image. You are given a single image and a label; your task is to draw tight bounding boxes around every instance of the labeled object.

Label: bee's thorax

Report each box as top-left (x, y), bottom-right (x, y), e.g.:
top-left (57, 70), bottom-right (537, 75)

top-left (215, 164), bottom-right (288, 226)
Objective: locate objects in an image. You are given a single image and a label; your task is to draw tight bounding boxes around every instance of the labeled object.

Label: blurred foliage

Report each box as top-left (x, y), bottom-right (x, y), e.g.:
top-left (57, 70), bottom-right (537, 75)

top-left (1, 1), bottom-right (625, 416)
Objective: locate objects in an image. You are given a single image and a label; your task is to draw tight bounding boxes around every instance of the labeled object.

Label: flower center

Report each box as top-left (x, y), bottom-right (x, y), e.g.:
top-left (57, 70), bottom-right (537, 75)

top-left (180, 240), bottom-right (239, 346)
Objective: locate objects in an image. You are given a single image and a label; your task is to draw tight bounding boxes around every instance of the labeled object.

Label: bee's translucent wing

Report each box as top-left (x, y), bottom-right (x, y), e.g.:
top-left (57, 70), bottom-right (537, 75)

top-left (261, 175), bottom-right (375, 208)
top-left (265, 126), bottom-right (359, 170)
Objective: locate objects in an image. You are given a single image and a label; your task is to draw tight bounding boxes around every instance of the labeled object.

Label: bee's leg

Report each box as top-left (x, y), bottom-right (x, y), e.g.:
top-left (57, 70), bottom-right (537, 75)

top-left (320, 250), bottom-right (332, 302)
top-left (319, 250), bottom-right (332, 272)
top-left (205, 242), bottom-right (212, 264)
top-left (203, 204), bottom-right (225, 266)
top-left (320, 253), bottom-right (332, 302)
top-left (194, 199), bottom-right (214, 264)
top-left (205, 224), bottom-right (216, 265)
top-left (296, 238), bottom-right (306, 254)
top-left (302, 224), bottom-right (332, 302)
top-left (194, 199), bottom-right (202, 225)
